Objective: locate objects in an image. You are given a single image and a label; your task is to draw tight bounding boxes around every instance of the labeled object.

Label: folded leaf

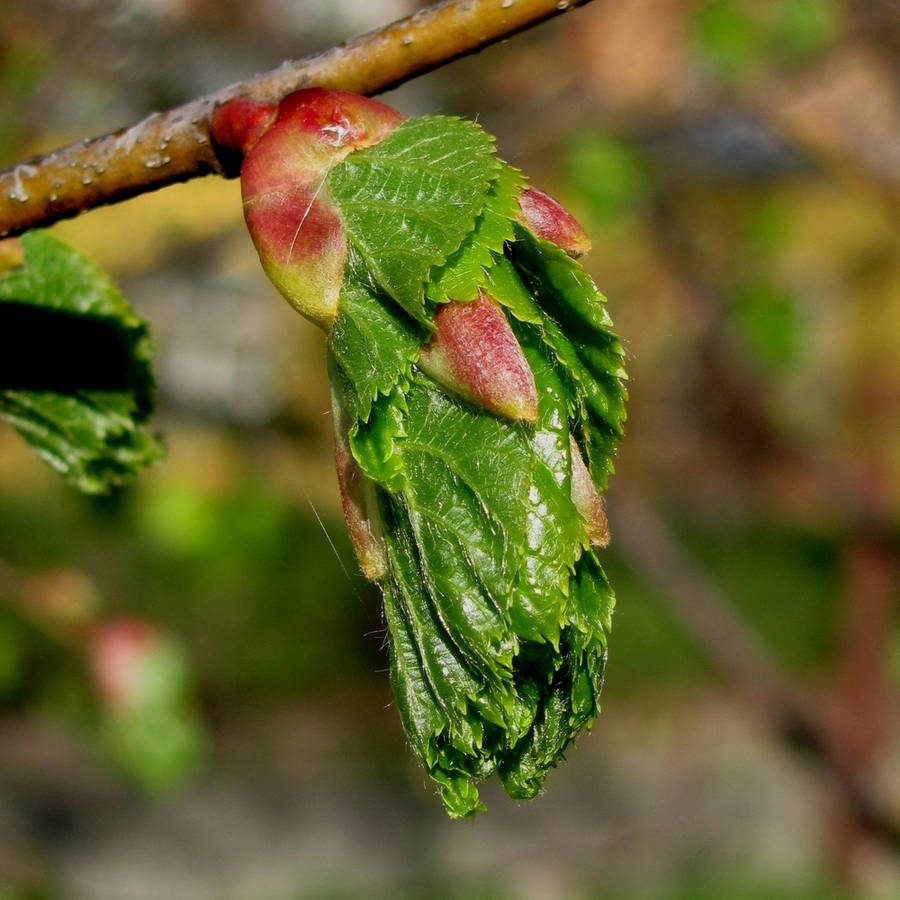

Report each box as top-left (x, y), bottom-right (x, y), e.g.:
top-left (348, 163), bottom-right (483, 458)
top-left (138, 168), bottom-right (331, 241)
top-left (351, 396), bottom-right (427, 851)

top-left (328, 115), bottom-right (499, 324)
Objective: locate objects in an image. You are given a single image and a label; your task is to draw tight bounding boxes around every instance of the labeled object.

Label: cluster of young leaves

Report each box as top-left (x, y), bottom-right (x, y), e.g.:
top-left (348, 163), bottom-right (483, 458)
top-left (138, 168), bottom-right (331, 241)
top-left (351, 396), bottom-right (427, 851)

top-left (324, 115), bottom-right (627, 816)
top-left (0, 231), bottom-right (163, 492)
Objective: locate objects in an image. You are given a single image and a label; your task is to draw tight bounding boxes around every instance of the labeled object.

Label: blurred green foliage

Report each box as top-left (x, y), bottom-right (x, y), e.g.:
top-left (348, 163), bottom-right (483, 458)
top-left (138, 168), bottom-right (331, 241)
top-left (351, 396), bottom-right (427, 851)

top-left (0, 608), bottom-right (66, 708)
top-left (596, 878), bottom-right (851, 900)
top-left (0, 472), bottom-right (379, 702)
top-left (0, 480), bottom-right (840, 705)
top-left (729, 282), bottom-right (801, 370)
top-left (565, 133), bottom-right (648, 225)
top-left (692, 0), bottom-right (839, 78)
top-left (606, 523), bottom-right (839, 690)
top-left (692, 0), bottom-right (766, 77)
top-left (771, 0), bottom-right (840, 62)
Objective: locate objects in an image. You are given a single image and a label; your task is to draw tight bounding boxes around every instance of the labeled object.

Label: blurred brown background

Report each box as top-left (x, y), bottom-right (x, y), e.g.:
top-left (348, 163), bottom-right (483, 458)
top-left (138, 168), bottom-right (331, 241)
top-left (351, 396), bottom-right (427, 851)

top-left (2, 0), bottom-right (900, 897)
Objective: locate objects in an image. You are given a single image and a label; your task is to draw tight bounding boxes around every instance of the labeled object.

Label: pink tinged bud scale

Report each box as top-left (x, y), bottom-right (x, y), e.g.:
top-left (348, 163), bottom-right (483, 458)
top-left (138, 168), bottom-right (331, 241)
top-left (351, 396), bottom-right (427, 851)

top-left (218, 89), bottom-right (405, 331)
top-left (331, 391), bottom-right (388, 582)
top-left (210, 98), bottom-right (277, 157)
top-left (418, 291), bottom-right (539, 424)
top-left (569, 435), bottom-right (610, 547)
top-left (516, 186), bottom-right (592, 258)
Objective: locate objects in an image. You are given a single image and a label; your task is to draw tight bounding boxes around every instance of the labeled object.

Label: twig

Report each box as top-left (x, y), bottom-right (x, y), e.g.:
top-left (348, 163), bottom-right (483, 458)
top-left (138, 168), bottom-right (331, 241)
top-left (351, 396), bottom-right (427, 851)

top-left (0, 0), bottom-right (593, 239)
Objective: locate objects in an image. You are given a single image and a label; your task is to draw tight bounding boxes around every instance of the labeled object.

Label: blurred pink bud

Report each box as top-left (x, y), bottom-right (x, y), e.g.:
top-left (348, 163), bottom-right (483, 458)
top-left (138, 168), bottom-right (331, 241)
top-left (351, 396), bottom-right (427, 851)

top-left (419, 292), bottom-right (538, 423)
top-left (517, 186), bottom-right (592, 257)
top-left (569, 435), bottom-right (609, 547)
top-left (89, 618), bottom-right (162, 711)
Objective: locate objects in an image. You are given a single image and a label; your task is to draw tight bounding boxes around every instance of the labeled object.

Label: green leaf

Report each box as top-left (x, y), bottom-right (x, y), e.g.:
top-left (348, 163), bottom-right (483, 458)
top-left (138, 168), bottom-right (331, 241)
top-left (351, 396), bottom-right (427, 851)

top-left (328, 248), bottom-right (422, 425)
top-left (399, 379), bottom-right (531, 679)
top-left (0, 391), bottom-right (163, 493)
top-left (0, 232), bottom-right (163, 493)
top-left (509, 342), bottom-right (586, 647)
top-left (343, 359), bottom-right (616, 815)
top-left (425, 161), bottom-right (525, 305)
top-left (507, 225), bottom-right (627, 490)
top-left (380, 495), bottom-right (490, 747)
top-left (328, 116), bottom-right (499, 323)
top-left (483, 254), bottom-right (543, 326)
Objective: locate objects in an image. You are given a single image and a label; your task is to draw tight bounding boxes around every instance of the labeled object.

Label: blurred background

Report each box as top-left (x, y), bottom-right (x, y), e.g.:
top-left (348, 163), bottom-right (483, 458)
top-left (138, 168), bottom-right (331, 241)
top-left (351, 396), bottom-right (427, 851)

top-left (2, 0), bottom-right (900, 897)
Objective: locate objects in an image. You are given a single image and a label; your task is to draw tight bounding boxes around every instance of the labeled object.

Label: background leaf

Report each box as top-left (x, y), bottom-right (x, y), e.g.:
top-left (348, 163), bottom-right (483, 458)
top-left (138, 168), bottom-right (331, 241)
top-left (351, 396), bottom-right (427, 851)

top-left (0, 231), bottom-right (163, 493)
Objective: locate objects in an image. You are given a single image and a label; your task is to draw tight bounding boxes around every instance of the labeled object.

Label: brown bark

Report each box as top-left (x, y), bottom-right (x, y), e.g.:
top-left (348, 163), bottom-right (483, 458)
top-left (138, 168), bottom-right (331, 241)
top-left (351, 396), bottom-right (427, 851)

top-left (0, 0), bottom-right (595, 239)
top-left (827, 537), bottom-right (899, 882)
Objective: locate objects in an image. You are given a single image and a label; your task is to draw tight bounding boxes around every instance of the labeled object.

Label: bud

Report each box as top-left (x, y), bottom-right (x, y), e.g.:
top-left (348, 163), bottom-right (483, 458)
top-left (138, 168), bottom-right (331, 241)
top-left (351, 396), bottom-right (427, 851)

top-left (214, 89), bottom-right (404, 329)
top-left (210, 98), bottom-right (277, 158)
top-left (89, 616), bottom-right (205, 792)
top-left (516, 186), bottom-right (592, 257)
top-left (89, 617), bottom-right (163, 711)
top-left (224, 90), bottom-right (627, 817)
top-left (418, 291), bottom-right (538, 423)
top-left (331, 381), bottom-right (388, 581)
top-left (569, 435), bottom-right (610, 547)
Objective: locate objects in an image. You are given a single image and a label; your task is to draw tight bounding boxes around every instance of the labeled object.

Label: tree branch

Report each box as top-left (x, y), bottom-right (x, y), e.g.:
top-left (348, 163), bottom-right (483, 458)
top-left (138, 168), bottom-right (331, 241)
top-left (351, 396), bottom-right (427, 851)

top-left (0, 0), bottom-right (593, 239)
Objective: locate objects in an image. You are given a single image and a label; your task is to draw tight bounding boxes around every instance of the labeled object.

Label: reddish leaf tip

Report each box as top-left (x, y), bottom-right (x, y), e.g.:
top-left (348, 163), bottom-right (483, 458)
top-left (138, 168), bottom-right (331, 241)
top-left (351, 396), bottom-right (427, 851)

top-left (332, 397), bottom-right (388, 582)
top-left (419, 292), bottom-right (538, 423)
top-left (517, 186), bottom-right (592, 257)
top-left (569, 435), bottom-right (610, 547)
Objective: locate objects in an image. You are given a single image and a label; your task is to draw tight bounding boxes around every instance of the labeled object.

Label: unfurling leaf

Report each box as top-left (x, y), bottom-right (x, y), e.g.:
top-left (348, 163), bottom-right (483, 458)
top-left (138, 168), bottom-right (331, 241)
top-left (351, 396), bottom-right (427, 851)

top-left (216, 89), bottom-right (627, 817)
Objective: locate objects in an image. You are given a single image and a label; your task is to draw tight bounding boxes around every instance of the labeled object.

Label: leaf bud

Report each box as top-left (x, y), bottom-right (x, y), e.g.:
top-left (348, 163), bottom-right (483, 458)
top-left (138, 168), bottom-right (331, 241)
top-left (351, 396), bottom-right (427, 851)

top-left (89, 617), bottom-right (165, 712)
top-left (331, 387), bottom-right (388, 581)
top-left (220, 90), bottom-right (405, 330)
top-left (516, 186), bottom-right (592, 257)
top-left (418, 291), bottom-right (539, 423)
top-left (569, 435), bottom-right (610, 547)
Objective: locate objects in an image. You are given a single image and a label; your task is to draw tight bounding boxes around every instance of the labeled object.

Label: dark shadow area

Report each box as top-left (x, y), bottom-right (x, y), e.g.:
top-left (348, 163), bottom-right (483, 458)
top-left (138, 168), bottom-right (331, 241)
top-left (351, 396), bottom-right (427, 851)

top-left (0, 302), bottom-right (136, 391)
